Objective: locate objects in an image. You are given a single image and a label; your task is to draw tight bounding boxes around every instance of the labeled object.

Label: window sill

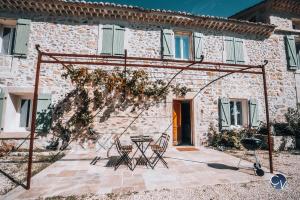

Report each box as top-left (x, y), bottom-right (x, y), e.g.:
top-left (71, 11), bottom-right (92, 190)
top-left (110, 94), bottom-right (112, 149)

top-left (0, 54), bottom-right (15, 57)
top-left (174, 57), bottom-right (193, 61)
top-left (229, 125), bottom-right (248, 129)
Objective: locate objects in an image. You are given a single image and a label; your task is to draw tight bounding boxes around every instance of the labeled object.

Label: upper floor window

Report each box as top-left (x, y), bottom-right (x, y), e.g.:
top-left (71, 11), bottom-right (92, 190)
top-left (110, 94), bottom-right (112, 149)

top-left (285, 35), bottom-right (300, 70)
top-left (0, 18), bottom-right (31, 57)
top-left (162, 29), bottom-right (203, 61)
top-left (224, 36), bottom-right (245, 64)
top-left (175, 32), bottom-right (191, 60)
top-left (100, 24), bottom-right (125, 56)
top-left (0, 26), bottom-right (15, 55)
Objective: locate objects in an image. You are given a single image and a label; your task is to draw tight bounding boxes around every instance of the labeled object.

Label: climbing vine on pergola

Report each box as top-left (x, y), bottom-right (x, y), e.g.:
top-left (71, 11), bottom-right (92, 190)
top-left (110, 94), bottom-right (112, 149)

top-left (26, 45), bottom-right (273, 190)
top-left (50, 65), bottom-right (191, 143)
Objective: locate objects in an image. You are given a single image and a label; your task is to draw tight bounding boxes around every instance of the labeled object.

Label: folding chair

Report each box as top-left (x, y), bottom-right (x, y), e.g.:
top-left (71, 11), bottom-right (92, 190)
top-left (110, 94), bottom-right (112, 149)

top-left (150, 133), bottom-right (170, 168)
top-left (88, 127), bottom-right (112, 152)
top-left (88, 127), bottom-right (113, 165)
top-left (114, 137), bottom-right (133, 170)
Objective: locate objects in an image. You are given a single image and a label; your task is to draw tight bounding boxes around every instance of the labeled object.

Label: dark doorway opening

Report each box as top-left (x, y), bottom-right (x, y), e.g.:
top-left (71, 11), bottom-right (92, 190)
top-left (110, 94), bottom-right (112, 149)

top-left (173, 100), bottom-right (192, 146)
top-left (181, 101), bottom-right (191, 145)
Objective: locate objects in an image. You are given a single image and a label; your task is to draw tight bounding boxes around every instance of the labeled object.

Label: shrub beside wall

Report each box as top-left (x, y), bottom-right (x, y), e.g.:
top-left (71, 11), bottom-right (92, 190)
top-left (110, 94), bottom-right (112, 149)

top-left (207, 108), bottom-right (300, 151)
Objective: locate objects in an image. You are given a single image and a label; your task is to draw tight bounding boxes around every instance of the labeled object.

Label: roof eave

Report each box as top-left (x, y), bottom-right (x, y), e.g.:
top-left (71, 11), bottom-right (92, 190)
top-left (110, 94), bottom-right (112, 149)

top-left (0, 0), bottom-right (276, 37)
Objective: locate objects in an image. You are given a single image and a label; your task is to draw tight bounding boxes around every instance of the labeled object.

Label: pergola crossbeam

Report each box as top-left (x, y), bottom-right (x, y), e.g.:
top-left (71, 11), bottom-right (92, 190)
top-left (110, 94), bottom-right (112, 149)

top-left (25, 45), bottom-right (273, 190)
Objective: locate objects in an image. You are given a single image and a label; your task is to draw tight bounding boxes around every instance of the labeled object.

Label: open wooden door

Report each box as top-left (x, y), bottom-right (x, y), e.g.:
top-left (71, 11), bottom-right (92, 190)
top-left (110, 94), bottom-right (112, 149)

top-left (173, 100), bottom-right (182, 145)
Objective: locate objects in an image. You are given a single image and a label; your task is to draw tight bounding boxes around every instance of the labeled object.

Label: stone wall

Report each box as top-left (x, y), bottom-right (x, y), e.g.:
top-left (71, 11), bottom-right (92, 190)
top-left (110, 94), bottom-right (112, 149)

top-left (268, 12), bottom-right (297, 30)
top-left (0, 13), bottom-right (297, 147)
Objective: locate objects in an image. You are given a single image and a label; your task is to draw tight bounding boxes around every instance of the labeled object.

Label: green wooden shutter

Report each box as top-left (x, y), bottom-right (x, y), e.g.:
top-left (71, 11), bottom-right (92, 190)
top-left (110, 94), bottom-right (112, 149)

top-left (162, 29), bottom-right (174, 59)
top-left (193, 32), bottom-right (203, 61)
top-left (285, 35), bottom-right (298, 70)
top-left (224, 36), bottom-right (235, 64)
top-left (101, 25), bottom-right (114, 55)
top-left (234, 38), bottom-right (245, 64)
top-left (0, 91), bottom-right (5, 131)
top-left (13, 19), bottom-right (31, 56)
top-left (249, 98), bottom-right (259, 128)
top-left (113, 25), bottom-right (125, 56)
top-left (219, 97), bottom-right (230, 130)
top-left (36, 94), bottom-right (52, 133)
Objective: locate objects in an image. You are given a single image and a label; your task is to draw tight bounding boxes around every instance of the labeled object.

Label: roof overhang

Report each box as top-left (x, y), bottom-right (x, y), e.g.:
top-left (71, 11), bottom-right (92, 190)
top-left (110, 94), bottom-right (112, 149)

top-left (270, 0), bottom-right (300, 14)
top-left (231, 0), bottom-right (300, 18)
top-left (0, 0), bottom-right (275, 37)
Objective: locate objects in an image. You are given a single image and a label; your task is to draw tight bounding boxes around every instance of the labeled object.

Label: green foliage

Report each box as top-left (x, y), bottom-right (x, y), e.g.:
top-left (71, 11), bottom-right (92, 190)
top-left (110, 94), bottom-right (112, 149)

top-left (209, 128), bottom-right (242, 150)
top-left (257, 108), bottom-right (300, 137)
top-left (51, 67), bottom-right (190, 143)
top-left (257, 122), bottom-right (268, 135)
top-left (285, 108), bottom-right (300, 138)
top-left (208, 123), bottom-right (260, 150)
top-left (273, 123), bottom-right (294, 136)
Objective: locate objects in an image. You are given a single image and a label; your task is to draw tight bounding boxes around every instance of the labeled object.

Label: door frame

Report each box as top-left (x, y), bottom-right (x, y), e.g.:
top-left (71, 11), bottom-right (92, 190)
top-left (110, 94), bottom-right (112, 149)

top-left (172, 99), bottom-right (194, 146)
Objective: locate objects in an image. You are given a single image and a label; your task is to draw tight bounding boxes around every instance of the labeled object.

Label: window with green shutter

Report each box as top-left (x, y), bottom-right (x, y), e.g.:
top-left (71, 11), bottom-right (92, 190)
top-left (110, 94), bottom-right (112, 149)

top-left (193, 32), bottom-right (203, 61)
top-left (13, 19), bottom-right (31, 56)
top-left (249, 98), bottom-right (259, 128)
top-left (219, 98), bottom-right (250, 130)
top-left (101, 25), bottom-right (125, 56)
top-left (219, 97), bottom-right (231, 130)
top-left (0, 25), bottom-right (15, 55)
top-left (36, 94), bottom-right (52, 133)
top-left (162, 29), bottom-right (174, 59)
top-left (285, 35), bottom-right (300, 70)
top-left (224, 36), bottom-right (245, 64)
top-left (234, 38), bottom-right (245, 64)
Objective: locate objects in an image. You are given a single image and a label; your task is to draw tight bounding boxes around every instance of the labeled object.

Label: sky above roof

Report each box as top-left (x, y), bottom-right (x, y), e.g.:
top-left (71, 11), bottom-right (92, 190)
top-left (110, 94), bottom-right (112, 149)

top-left (89, 0), bottom-right (263, 17)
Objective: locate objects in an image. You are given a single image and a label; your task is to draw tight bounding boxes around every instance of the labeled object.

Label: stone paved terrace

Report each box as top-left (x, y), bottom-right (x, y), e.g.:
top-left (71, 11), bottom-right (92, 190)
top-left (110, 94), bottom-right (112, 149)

top-left (2, 147), bottom-right (273, 200)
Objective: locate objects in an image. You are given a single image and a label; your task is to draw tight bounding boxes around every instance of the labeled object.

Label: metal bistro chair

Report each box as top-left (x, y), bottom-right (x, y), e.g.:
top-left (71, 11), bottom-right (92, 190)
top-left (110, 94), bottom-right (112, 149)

top-left (150, 133), bottom-right (170, 168)
top-left (114, 137), bottom-right (133, 171)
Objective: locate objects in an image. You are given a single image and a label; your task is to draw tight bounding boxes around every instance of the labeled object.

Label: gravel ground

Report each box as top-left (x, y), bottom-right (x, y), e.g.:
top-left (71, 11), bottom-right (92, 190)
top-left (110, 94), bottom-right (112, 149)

top-left (39, 150), bottom-right (300, 200)
top-left (0, 150), bottom-right (65, 196)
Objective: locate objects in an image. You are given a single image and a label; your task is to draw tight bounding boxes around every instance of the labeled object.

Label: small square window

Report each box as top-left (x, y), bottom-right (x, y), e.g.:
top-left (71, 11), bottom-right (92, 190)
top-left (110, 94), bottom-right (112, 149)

top-left (175, 32), bottom-right (191, 60)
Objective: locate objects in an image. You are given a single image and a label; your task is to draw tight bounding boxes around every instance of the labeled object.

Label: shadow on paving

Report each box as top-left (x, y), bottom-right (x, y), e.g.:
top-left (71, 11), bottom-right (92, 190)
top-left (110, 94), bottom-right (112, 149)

top-left (207, 163), bottom-right (239, 170)
top-left (0, 169), bottom-right (26, 189)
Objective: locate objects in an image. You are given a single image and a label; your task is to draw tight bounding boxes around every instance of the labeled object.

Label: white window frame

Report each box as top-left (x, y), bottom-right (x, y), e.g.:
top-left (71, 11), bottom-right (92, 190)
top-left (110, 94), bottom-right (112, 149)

top-left (229, 99), bottom-right (248, 128)
top-left (174, 32), bottom-right (192, 60)
top-left (0, 25), bottom-right (15, 55)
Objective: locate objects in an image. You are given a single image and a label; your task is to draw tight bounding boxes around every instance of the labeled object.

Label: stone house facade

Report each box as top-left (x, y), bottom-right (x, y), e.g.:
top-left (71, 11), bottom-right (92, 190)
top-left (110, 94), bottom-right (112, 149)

top-left (0, 0), bottom-right (299, 147)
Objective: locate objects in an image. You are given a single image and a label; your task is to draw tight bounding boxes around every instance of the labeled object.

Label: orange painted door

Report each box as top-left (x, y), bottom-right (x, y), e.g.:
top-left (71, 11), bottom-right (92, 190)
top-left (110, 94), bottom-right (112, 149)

top-left (173, 101), bottom-right (182, 145)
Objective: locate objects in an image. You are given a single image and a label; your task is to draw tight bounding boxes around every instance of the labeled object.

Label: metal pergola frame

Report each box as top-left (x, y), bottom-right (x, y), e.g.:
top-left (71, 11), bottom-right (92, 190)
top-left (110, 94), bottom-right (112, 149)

top-left (25, 44), bottom-right (273, 189)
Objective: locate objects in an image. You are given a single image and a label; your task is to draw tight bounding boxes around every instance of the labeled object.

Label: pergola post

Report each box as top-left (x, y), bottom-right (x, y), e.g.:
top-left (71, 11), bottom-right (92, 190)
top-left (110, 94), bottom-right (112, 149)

top-left (26, 46), bottom-right (42, 189)
top-left (262, 65), bottom-right (273, 173)
top-left (25, 45), bottom-right (274, 190)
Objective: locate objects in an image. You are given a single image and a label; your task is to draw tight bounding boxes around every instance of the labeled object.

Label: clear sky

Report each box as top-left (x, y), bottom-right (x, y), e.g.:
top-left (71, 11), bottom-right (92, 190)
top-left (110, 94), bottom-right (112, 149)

top-left (89, 0), bottom-right (263, 17)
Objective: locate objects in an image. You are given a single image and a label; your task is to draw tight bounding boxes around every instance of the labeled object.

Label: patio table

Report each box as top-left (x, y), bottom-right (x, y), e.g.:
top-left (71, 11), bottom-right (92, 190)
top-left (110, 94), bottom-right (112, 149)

top-left (130, 135), bottom-right (153, 169)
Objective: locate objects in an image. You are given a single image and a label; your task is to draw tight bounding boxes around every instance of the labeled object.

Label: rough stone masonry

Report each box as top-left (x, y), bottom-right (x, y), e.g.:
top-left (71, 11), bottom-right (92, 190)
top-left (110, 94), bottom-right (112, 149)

top-left (0, 8), bottom-right (298, 147)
